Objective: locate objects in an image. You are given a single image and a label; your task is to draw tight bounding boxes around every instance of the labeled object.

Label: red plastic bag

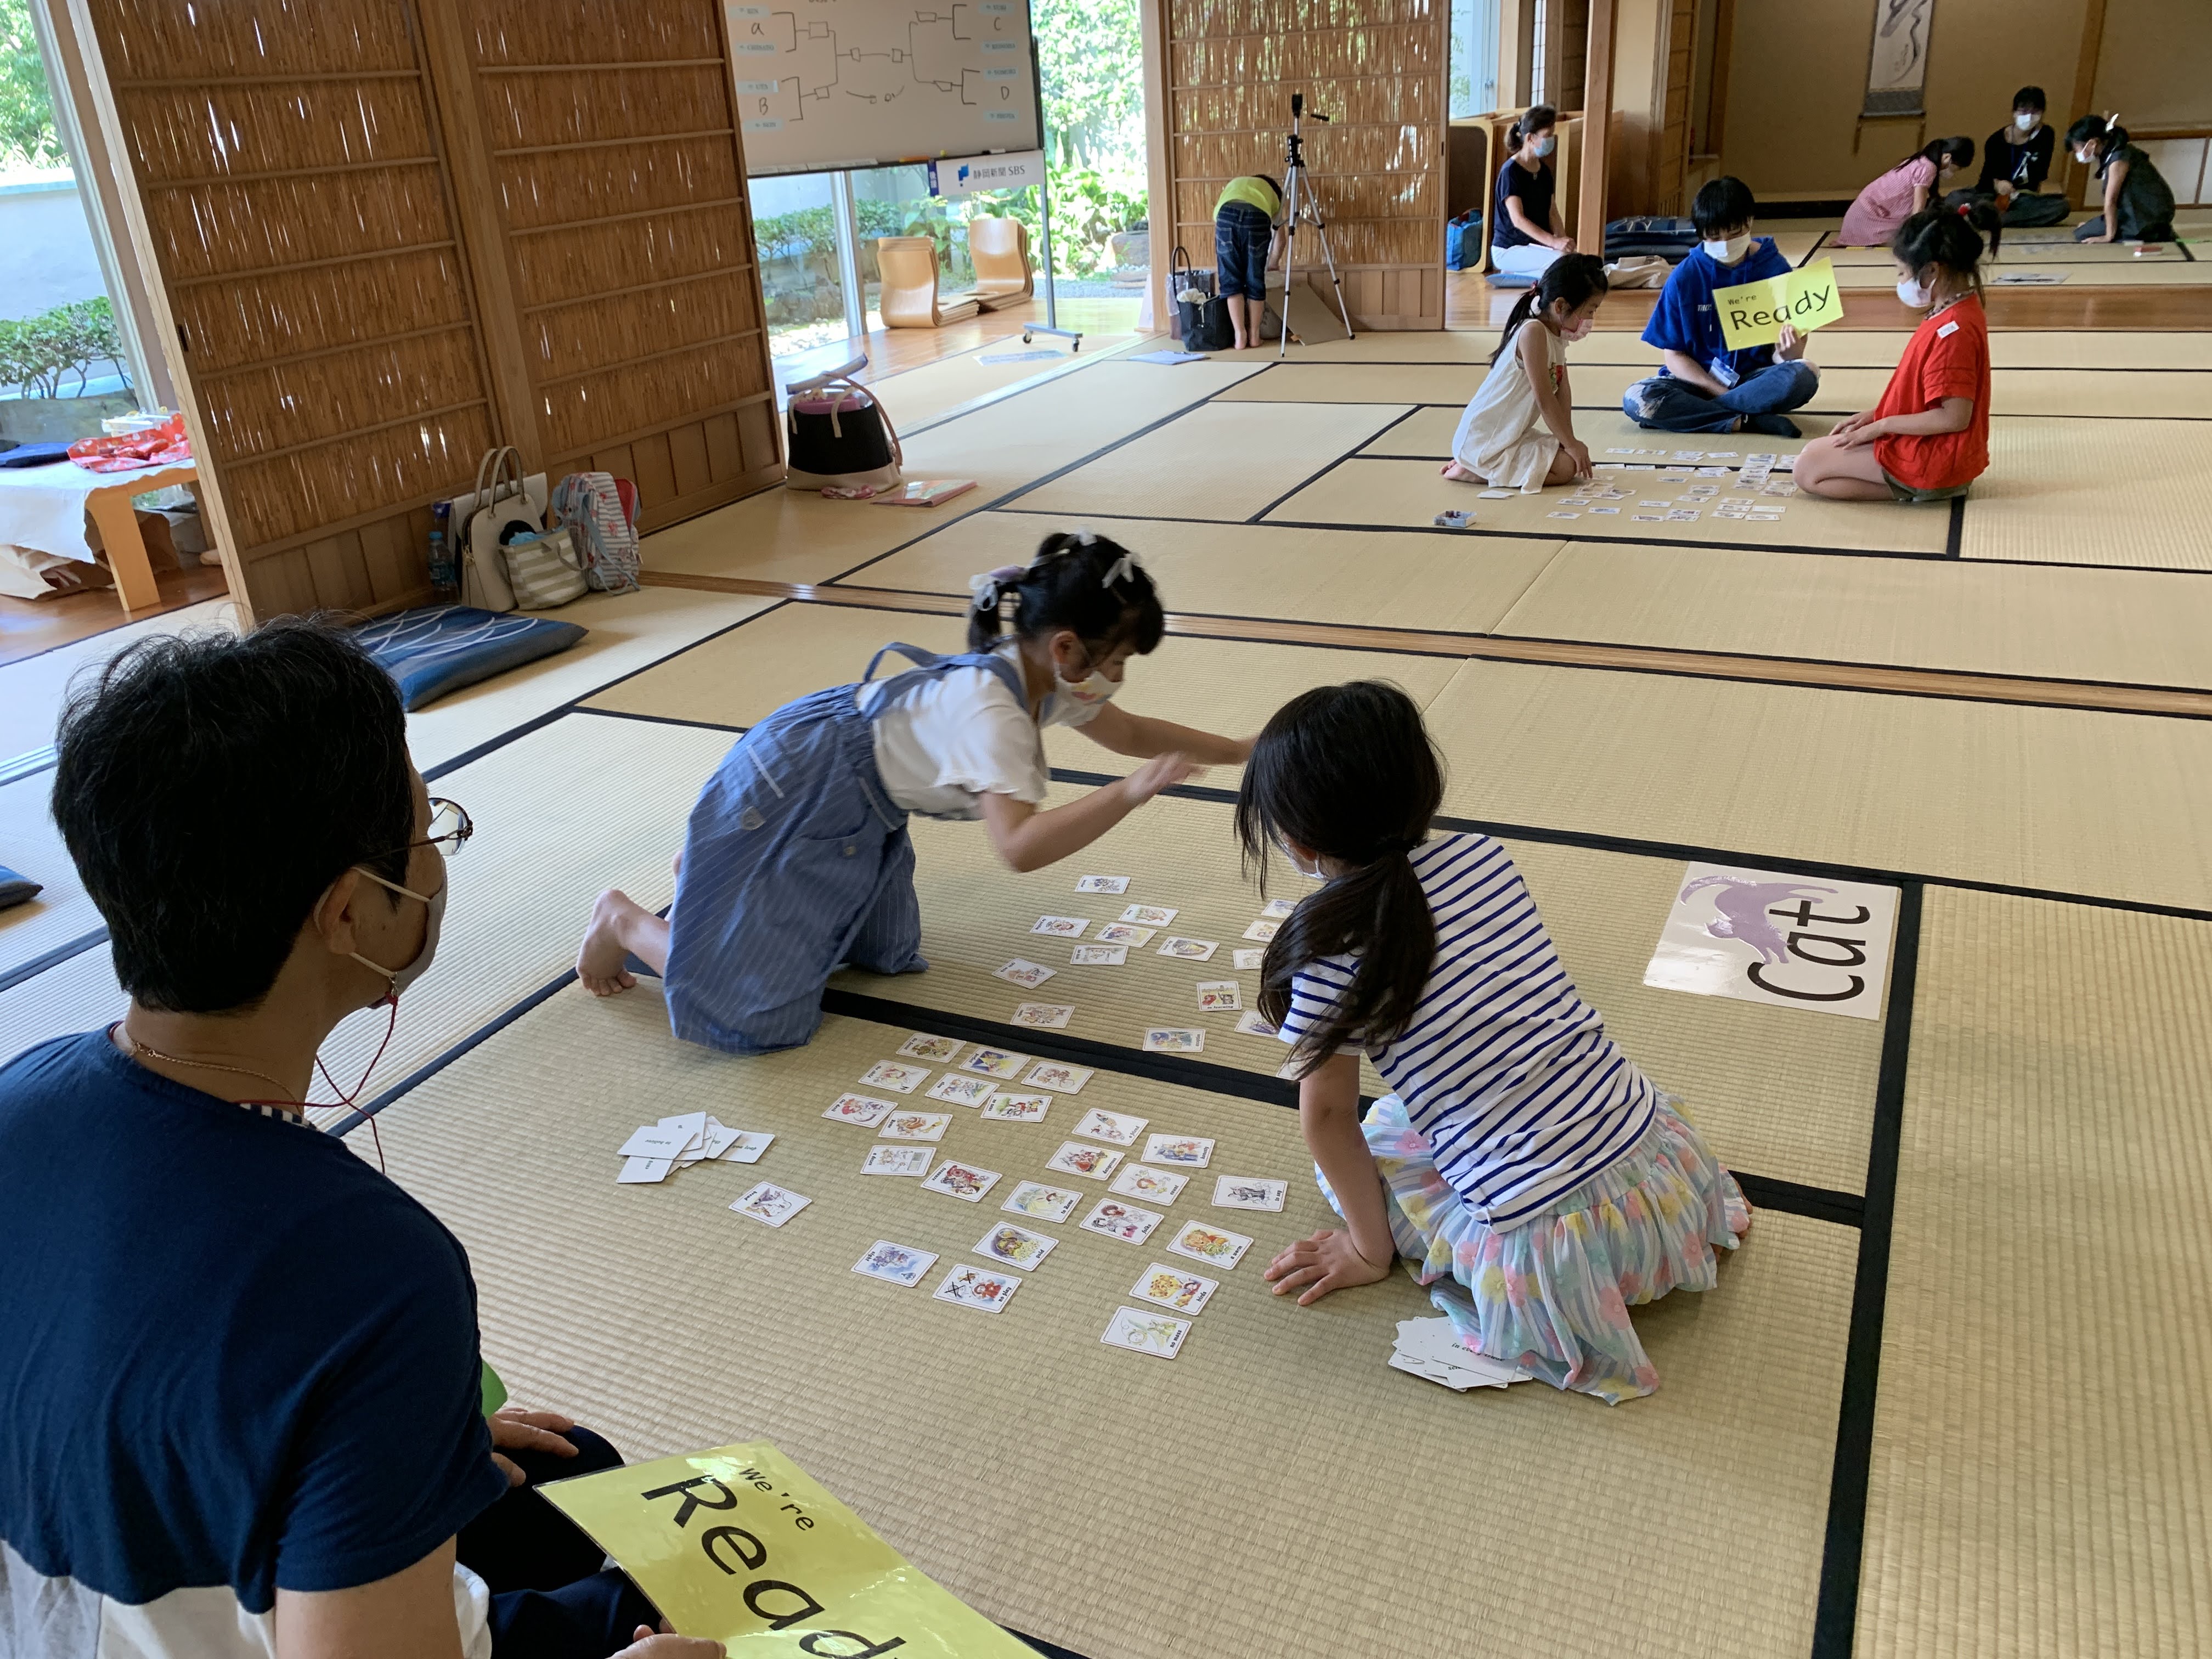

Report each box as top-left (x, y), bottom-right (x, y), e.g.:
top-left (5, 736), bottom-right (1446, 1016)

top-left (69, 415), bottom-right (191, 475)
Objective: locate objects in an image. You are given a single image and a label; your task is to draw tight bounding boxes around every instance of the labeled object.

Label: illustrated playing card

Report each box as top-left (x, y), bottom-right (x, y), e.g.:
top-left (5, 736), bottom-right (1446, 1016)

top-left (981, 1092), bottom-right (1052, 1122)
top-left (926, 1073), bottom-right (996, 1107)
top-left (1076, 874), bottom-right (1130, 893)
top-left (861, 1145), bottom-right (933, 1177)
top-left (729, 1182), bottom-right (810, 1227)
top-left (1071, 944), bottom-right (1128, 966)
top-left (1024, 1061), bottom-right (1093, 1093)
top-left (1232, 949), bottom-right (1266, 970)
top-left (617, 1155), bottom-right (672, 1184)
top-left (993, 958), bottom-right (1057, 988)
top-left (1031, 915), bottom-right (1090, 938)
top-left (1195, 980), bottom-right (1241, 1012)
top-left (719, 1131), bottom-right (774, 1164)
top-left (1212, 1176), bottom-right (1288, 1212)
top-left (1260, 898), bottom-right (1297, 919)
top-left (851, 1240), bottom-right (937, 1286)
top-left (859, 1060), bottom-right (929, 1094)
top-left (1080, 1198), bottom-right (1164, 1244)
top-left (1119, 904), bottom-right (1178, 926)
top-left (1001, 1181), bottom-right (1082, 1223)
top-left (1156, 936), bottom-right (1218, 961)
top-left (1011, 1003), bottom-right (1074, 1029)
top-left (1166, 1220), bottom-right (1253, 1269)
top-left (973, 1222), bottom-right (1057, 1272)
top-left (1233, 1011), bottom-right (1277, 1037)
top-left (1095, 923), bottom-right (1155, 946)
top-left (617, 1123), bottom-right (693, 1160)
top-left (1130, 1262), bottom-right (1218, 1314)
top-left (1241, 919), bottom-right (1279, 942)
top-left (932, 1264), bottom-right (1023, 1313)
top-left (896, 1033), bottom-right (965, 1064)
top-left (877, 1110), bottom-right (951, 1142)
top-left (921, 1160), bottom-right (1003, 1202)
top-left (1045, 1141), bottom-right (1124, 1181)
top-left (823, 1092), bottom-right (898, 1127)
top-left (1074, 1107), bottom-right (1148, 1146)
top-left (960, 1046), bottom-right (1033, 1080)
top-left (1110, 1163), bottom-right (1188, 1204)
top-left (1142, 1027), bottom-right (1205, 1053)
top-left (1101, 1305), bottom-right (1189, 1358)
top-left (1142, 1133), bottom-right (1215, 1168)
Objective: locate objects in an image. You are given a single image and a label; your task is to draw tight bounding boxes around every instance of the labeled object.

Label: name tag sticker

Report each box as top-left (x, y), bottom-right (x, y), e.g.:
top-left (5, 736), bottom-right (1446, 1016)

top-left (1936, 320), bottom-right (1960, 338)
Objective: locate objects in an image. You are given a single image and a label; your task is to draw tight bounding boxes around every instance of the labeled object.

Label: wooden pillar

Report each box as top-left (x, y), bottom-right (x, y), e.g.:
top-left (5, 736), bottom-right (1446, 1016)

top-left (1578, 0), bottom-right (1616, 249)
top-left (1499, 0), bottom-right (1536, 108)
top-left (2067, 0), bottom-right (2108, 207)
top-left (1139, 0), bottom-right (1172, 333)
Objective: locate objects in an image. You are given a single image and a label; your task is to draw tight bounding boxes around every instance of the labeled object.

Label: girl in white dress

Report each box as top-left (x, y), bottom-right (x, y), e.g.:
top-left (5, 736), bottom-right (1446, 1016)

top-left (1443, 254), bottom-right (1609, 493)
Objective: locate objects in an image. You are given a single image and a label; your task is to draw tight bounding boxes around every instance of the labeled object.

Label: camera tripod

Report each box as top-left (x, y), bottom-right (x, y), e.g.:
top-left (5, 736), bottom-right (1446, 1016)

top-left (1277, 92), bottom-right (1357, 357)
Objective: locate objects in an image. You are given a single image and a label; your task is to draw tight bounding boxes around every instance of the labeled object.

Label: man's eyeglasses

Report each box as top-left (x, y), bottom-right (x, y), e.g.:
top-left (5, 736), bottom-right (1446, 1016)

top-left (394, 797), bottom-right (473, 859)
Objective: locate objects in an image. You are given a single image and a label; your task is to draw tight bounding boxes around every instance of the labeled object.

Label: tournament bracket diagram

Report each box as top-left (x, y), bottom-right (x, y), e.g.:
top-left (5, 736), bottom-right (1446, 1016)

top-left (730, 0), bottom-right (1037, 159)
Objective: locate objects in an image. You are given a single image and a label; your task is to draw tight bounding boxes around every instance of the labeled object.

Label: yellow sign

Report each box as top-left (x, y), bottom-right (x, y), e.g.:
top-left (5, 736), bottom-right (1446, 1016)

top-left (539, 1441), bottom-right (1036, 1656)
top-left (1712, 256), bottom-right (1844, 351)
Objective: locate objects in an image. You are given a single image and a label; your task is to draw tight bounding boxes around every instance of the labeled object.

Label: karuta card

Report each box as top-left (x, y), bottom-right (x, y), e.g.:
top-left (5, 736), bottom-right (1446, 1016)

top-left (1074, 1107), bottom-right (1148, 1146)
top-left (896, 1032), bottom-right (965, 1064)
top-left (1045, 1141), bottom-right (1124, 1181)
top-left (1024, 1060), bottom-right (1093, 1093)
top-left (1142, 1027), bottom-right (1205, 1053)
top-left (617, 1123), bottom-right (693, 1159)
top-left (719, 1131), bottom-right (774, 1164)
top-left (926, 1073), bottom-right (996, 1107)
top-left (993, 958), bottom-right (1057, 988)
top-left (1241, 919), bottom-right (1279, 943)
top-left (861, 1145), bottom-right (933, 1177)
top-left (1080, 1198), bottom-right (1164, 1244)
top-left (617, 1155), bottom-right (673, 1184)
top-left (824, 1092), bottom-right (898, 1127)
top-left (932, 1263), bottom-right (1023, 1313)
top-left (1234, 1011), bottom-right (1277, 1037)
top-left (1260, 897), bottom-right (1297, 919)
top-left (877, 1110), bottom-right (951, 1142)
top-left (1130, 1262), bottom-right (1218, 1314)
top-left (1195, 979), bottom-right (1241, 1012)
top-left (1095, 923), bottom-right (1155, 947)
top-left (859, 1060), bottom-right (930, 1094)
top-left (1119, 904), bottom-right (1178, 926)
top-left (1101, 1305), bottom-right (1189, 1358)
top-left (980, 1091), bottom-right (1052, 1122)
top-left (960, 1046), bottom-right (1033, 1080)
top-left (1001, 1180), bottom-right (1082, 1223)
top-left (1166, 1220), bottom-right (1253, 1269)
top-left (1156, 936), bottom-right (1218, 961)
top-left (1232, 948), bottom-right (1266, 970)
top-left (973, 1221), bottom-right (1057, 1272)
top-left (1011, 1002), bottom-right (1074, 1029)
top-left (729, 1182), bottom-right (810, 1227)
top-left (1030, 915), bottom-right (1090, 938)
top-left (1071, 944), bottom-right (1128, 966)
top-left (1110, 1163), bottom-right (1187, 1204)
top-left (1212, 1175), bottom-right (1288, 1212)
top-left (1142, 1133), bottom-right (1215, 1168)
top-left (1076, 874), bottom-right (1130, 894)
top-left (921, 1160), bottom-right (1002, 1202)
top-left (851, 1240), bottom-right (938, 1287)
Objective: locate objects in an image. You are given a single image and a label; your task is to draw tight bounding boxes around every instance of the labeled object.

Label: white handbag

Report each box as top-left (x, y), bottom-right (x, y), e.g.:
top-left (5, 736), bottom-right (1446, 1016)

top-left (460, 447), bottom-right (537, 613)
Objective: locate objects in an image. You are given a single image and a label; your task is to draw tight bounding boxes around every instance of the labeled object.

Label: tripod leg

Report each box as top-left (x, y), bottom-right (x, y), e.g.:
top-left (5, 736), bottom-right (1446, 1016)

top-left (1277, 166), bottom-right (1301, 358)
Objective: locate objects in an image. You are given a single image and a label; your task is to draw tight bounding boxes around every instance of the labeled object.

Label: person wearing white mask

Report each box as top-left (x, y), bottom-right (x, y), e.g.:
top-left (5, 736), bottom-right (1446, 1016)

top-left (4, 620), bottom-right (722, 1659)
top-left (1963, 86), bottom-right (2068, 227)
top-left (1622, 176), bottom-right (1821, 437)
top-left (1489, 104), bottom-right (1575, 279)
top-left (1838, 135), bottom-right (1974, 245)
top-left (578, 532), bottom-right (1252, 1052)
top-left (2067, 114), bottom-right (2177, 244)
top-left (1443, 253), bottom-right (1609, 490)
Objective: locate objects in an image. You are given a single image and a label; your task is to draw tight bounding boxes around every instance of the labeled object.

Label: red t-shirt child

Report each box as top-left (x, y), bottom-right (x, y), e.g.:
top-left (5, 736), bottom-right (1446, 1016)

top-left (1872, 292), bottom-right (1991, 492)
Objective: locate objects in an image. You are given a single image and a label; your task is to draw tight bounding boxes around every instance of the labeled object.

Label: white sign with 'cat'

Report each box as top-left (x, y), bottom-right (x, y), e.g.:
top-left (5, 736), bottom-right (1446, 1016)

top-left (1643, 863), bottom-right (1900, 1021)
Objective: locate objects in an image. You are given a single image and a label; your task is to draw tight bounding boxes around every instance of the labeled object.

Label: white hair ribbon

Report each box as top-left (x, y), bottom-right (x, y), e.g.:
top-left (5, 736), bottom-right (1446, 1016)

top-left (1101, 551), bottom-right (1140, 589)
top-left (967, 565), bottom-right (1026, 611)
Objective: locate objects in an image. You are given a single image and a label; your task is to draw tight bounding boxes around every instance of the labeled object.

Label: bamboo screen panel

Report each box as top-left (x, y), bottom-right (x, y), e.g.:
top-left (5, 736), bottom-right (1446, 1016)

top-left (87, 0), bottom-right (501, 620)
top-left (1165, 0), bottom-right (1447, 328)
top-left (452, 0), bottom-right (782, 533)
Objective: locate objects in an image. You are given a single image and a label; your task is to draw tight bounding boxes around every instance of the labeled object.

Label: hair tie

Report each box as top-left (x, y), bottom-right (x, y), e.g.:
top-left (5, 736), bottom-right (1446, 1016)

top-left (1101, 551), bottom-right (1142, 590)
top-left (967, 565), bottom-right (1025, 612)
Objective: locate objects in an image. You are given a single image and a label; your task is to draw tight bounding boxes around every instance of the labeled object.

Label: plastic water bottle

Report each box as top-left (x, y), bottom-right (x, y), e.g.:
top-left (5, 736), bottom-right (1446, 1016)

top-left (428, 501), bottom-right (456, 602)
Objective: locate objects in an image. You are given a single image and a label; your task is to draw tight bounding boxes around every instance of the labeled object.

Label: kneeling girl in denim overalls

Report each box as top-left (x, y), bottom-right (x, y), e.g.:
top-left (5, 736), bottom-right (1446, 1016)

top-left (575, 532), bottom-right (1251, 1053)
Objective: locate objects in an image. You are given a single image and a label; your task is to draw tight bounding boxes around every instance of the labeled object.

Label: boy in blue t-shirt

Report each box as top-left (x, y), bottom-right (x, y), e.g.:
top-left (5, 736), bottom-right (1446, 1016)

top-left (1622, 176), bottom-right (1821, 437)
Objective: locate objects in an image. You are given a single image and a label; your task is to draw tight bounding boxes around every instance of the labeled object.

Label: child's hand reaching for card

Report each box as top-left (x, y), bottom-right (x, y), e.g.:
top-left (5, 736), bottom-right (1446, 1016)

top-left (1124, 751), bottom-right (1201, 804)
top-left (1263, 1227), bottom-right (1392, 1305)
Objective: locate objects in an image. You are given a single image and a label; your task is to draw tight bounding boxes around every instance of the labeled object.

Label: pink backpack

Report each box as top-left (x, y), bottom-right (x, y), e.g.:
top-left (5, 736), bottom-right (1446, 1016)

top-left (548, 472), bottom-right (641, 593)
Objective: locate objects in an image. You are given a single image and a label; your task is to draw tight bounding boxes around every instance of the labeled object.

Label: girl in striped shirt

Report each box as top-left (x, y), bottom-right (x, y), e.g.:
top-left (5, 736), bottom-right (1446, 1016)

top-left (1242, 682), bottom-right (1749, 1401)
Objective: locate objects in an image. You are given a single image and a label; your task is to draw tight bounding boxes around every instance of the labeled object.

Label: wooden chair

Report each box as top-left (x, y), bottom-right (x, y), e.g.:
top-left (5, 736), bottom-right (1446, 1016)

top-left (966, 217), bottom-right (1033, 310)
top-left (875, 236), bottom-right (980, 329)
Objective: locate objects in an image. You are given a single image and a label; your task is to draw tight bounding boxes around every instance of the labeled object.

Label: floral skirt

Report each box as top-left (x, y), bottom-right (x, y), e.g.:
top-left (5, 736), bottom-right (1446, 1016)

top-left (1319, 1094), bottom-right (1750, 1404)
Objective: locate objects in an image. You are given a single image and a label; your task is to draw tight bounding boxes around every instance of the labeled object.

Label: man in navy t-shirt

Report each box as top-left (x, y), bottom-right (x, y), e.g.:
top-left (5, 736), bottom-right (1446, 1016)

top-left (1622, 177), bottom-right (1821, 437)
top-left (0, 622), bottom-right (718, 1659)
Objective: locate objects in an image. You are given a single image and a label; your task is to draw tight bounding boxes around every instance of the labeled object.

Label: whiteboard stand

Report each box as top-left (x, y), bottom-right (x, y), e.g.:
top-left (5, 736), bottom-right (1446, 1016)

top-left (1021, 49), bottom-right (1081, 352)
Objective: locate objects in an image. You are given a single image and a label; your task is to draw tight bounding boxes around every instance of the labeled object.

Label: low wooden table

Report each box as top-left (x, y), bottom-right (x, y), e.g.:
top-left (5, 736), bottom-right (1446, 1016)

top-left (84, 462), bottom-right (200, 613)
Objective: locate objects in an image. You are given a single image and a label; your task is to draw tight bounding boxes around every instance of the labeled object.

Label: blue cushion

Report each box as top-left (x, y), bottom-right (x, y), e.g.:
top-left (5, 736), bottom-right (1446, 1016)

top-left (353, 606), bottom-right (587, 712)
top-left (0, 865), bottom-right (41, 909)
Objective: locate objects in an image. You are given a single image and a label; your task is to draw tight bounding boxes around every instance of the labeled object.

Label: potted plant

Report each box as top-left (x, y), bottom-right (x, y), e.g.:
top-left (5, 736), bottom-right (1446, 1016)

top-left (0, 297), bottom-right (137, 444)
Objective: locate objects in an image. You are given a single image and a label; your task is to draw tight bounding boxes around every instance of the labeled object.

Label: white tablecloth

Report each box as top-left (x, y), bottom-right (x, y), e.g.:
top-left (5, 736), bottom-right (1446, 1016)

top-left (0, 460), bottom-right (103, 563)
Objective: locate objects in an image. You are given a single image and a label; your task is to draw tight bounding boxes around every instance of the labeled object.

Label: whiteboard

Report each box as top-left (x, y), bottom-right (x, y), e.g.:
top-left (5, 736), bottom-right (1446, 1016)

top-left (727, 0), bottom-right (1042, 177)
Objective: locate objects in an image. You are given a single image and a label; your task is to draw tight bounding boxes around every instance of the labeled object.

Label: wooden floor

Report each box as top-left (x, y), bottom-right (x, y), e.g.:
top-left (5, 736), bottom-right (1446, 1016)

top-left (0, 558), bottom-right (229, 669)
top-left (775, 295), bottom-right (1145, 390)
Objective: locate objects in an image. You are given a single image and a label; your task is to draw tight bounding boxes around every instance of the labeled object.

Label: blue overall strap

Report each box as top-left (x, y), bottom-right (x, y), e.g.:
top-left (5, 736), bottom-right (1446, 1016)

top-left (859, 641), bottom-right (1028, 710)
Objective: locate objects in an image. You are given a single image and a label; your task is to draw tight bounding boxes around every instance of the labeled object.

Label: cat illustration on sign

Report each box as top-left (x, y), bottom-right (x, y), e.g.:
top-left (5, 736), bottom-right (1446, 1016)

top-left (1677, 872), bottom-right (1863, 967)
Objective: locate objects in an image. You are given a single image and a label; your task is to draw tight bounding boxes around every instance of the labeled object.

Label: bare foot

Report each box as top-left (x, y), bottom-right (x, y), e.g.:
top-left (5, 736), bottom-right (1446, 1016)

top-left (1440, 461), bottom-right (1479, 482)
top-left (577, 890), bottom-right (644, 996)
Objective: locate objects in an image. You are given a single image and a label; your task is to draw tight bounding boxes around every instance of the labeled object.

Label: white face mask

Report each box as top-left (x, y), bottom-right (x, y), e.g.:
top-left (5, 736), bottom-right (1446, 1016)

top-left (2015, 111), bottom-right (2037, 132)
top-left (1279, 840), bottom-right (1328, 881)
top-left (349, 867), bottom-right (445, 1000)
top-left (1895, 274), bottom-right (1932, 309)
top-left (1055, 647), bottom-right (1120, 707)
top-left (1702, 233), bottom-right (1752, 264)
top-left (1531, 134), bottom-right (1554, 158)
top-left (2075, 148), bottom-right (2097, 166)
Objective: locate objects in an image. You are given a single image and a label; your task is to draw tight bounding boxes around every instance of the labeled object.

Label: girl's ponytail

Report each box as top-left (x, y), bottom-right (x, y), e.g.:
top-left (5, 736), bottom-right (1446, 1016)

top-left (964, 531), bottom-right (1166, 656)
top-left (1892, 204), bottom-right (1992, 301)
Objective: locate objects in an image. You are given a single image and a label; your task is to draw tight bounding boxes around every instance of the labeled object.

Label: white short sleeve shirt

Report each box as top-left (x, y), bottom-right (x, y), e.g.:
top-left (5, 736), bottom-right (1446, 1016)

top-left (861, 645), bottom-right (1106, 819)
